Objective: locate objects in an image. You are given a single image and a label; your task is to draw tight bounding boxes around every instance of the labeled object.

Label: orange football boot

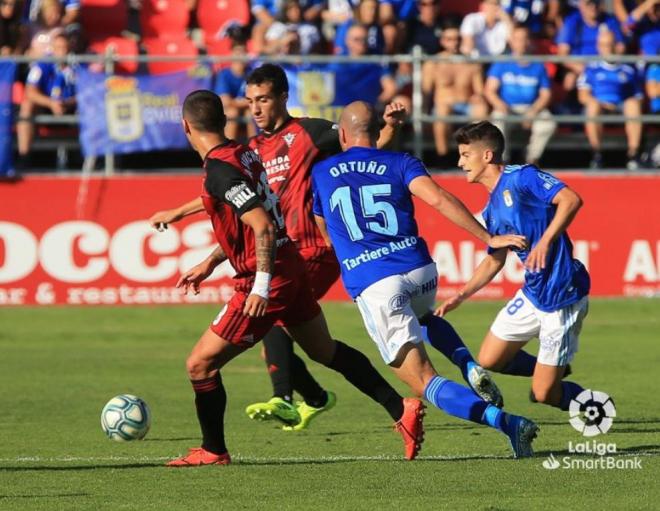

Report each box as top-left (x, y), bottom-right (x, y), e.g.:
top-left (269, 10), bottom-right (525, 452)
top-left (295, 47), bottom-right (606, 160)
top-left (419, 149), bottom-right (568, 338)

top-left (394, 398), bottom-right (425, 460)
top-left (166, 447), bottom-right (231, 467)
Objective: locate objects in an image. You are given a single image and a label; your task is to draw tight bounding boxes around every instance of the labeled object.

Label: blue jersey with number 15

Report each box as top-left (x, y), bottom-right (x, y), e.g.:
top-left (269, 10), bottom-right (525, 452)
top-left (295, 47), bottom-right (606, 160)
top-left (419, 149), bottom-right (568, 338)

top-left (312, 147), bottom-right (433, 298)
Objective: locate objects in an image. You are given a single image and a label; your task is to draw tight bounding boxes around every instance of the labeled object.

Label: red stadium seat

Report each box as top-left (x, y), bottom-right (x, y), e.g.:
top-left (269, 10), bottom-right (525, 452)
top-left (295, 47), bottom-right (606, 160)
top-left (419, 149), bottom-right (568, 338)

top-left (88, 36), bottom-right (139, 74)
top-left (81, 0), bottom-right (127, 38)
top-left (140, 0), bottom-right (190, 39)
top-left (142, 37), bottom-right (198, 75)
top-left (196, 0), bottom-right (249, 44)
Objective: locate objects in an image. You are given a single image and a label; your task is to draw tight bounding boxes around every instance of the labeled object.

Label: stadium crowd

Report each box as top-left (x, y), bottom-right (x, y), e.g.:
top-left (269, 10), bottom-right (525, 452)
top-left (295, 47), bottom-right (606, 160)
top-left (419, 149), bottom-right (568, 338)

top-left (4, 0), bottom-right (659, 169)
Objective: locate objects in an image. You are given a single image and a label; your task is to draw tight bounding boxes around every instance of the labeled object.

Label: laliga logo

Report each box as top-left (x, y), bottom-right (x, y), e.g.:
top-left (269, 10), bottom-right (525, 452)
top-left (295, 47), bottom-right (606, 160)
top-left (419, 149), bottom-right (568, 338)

top-left (569, 390), bottom-right (617, 437)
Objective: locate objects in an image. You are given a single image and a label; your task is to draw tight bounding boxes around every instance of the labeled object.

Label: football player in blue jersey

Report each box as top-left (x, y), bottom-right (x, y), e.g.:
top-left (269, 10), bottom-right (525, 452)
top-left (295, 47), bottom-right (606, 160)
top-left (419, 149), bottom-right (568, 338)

top-left (312, 102), bottom-right (539, 458)
top-left (438, 121), bottom-right (590, 412)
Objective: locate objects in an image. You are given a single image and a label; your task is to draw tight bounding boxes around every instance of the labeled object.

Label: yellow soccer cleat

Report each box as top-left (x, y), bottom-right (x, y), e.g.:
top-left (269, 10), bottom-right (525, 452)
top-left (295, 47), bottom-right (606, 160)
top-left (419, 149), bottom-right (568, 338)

top-left (282, 391), bottom-right (337, 431)
top-left (245, 397), bottom-right (301, 426)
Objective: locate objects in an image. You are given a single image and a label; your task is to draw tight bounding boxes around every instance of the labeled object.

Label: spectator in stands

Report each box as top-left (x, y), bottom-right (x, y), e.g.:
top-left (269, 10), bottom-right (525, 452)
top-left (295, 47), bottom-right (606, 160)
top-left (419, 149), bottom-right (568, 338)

top-left (330, 24), bottom-right (397, 103)
top-left (485, 24), bottom-right (556, 164)
top-left (321, 0), bottom-right (357, 41)
top-left (557, 0), bottom-right (625, 92)
top-left (1, 0), bottom-right (27, 55)
top-left (28, 0), bottom-right (64, 57)
top-left (265, 0), bottom-right (322, 54)
top-left (252, 0), bottom-right (323, 52)
top-left (335, 0), bottom-right (385, 54)
top-left (422, 22), bottom-right (488, 156)
top-left (648, 63), bottom-right (660, 113)
top-left (16, 32), bottom-right (76, 168)
top-left (577, 29), bottom-right (643, 169)
top-left (380, 0), bottom-right (418, 53)
top-left (214, 40), bottom-right (253, 140)
top-left (25, 0), bottom-right (78, 27)
top-left (405, 0), bottom-right (443, 54)
top-left (620, 0), bottom-right (659, 55)
top-left (460, 0), bottom-right (513, 56)
top-left (500, 0), bottom-right (547, 37)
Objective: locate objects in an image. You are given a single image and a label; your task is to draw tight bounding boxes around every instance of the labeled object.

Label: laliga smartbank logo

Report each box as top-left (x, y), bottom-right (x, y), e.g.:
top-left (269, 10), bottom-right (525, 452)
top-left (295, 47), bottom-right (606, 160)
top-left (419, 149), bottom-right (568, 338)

top-left (542, 390), bottom-right (642, 471)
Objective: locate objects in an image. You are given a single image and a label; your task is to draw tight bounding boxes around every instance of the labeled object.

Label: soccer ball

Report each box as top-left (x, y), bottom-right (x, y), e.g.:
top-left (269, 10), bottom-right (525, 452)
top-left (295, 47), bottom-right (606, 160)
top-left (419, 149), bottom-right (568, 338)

top-left (101, 394), bottom-right (151, 441)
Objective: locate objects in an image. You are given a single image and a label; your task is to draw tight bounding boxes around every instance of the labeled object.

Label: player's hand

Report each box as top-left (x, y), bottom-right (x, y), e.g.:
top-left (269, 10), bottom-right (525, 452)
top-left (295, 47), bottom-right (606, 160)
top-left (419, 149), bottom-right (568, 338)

top-left (176, 260), bottom-right (214, 294)
top-left (149, 209), bottom-right (182, 231)
top-left (434, 293), bottom-right (465, 317)
top-left (488, 234), bottom-right (528, 251)
top-left (243, 294), bottom-right (268, 317)
top-left (525, 240), bottom-right (549, 273)
top-left (383, 102), bottom-right (407, 128)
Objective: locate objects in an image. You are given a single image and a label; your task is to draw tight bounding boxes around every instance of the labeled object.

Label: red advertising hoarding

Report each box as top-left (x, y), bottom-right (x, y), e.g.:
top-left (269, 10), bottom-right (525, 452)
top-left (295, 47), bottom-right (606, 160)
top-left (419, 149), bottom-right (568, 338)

top-left (0, 174), bottom-right (658, 305)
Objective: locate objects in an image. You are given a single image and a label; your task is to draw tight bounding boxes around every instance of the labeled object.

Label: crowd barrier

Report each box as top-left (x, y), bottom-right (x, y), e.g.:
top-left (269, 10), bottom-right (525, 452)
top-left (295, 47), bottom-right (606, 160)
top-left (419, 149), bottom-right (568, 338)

top-left (0, 173), bottom-right (657, 305)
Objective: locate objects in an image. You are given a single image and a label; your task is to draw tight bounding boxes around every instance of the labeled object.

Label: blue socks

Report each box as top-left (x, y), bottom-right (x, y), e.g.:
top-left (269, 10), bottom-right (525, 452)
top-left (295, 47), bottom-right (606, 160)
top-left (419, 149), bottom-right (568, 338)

top-left (421, 316), bottom-right (476, 383)
top-left (558, 381), bottom-right (584, 411)
top-left (423, 375), bottom-right (509, 433)
top-left (500, 350), bottom-right (537, 377)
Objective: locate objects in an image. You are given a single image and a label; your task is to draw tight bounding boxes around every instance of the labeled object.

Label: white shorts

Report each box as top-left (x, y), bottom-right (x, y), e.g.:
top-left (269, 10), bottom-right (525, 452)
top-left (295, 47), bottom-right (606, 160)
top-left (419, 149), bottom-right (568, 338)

top-left (355, 263), bottom-right (437, 364)
top-left (490, 289), bottom-right (589, 366)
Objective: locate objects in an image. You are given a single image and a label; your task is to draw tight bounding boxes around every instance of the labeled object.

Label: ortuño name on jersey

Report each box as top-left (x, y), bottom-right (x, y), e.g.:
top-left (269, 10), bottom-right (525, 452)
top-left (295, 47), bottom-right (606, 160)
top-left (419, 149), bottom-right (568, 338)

top-left (328, 160), bottom-right (388, 177)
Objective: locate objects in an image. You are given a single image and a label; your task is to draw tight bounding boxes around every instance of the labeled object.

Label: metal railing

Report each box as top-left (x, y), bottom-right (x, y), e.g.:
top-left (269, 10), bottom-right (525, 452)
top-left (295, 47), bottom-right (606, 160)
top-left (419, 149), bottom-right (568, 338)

top-left (3, 48), bottom-right (660, 175)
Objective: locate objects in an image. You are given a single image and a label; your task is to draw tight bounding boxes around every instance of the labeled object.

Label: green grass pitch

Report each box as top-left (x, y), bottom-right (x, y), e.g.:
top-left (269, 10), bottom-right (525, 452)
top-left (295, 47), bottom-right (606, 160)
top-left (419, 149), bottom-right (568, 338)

top-left (0, 299), bottom-right (658, 510)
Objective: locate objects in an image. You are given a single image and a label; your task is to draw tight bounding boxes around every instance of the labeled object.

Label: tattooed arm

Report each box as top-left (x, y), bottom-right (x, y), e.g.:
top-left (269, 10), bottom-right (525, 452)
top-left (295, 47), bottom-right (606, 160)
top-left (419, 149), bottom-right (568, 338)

top-left (239, 206), bottom-right (277, 317)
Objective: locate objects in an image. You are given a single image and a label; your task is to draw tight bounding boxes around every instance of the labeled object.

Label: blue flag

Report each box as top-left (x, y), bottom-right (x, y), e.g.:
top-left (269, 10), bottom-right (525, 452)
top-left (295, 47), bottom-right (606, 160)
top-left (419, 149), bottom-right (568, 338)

top-left (77, 66), bottom-right (212, 157)
top-left (0, 61), bottom-right (16, 177)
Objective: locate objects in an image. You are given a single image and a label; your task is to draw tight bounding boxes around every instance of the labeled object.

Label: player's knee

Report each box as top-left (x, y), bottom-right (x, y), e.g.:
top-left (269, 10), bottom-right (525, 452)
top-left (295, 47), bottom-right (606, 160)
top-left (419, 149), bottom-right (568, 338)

top-left (531, 384), bottom-right (553, 404)
top-left (477, 353), bottom-right (500, 371)
top-left (185, 355), bottom-right (211, 380)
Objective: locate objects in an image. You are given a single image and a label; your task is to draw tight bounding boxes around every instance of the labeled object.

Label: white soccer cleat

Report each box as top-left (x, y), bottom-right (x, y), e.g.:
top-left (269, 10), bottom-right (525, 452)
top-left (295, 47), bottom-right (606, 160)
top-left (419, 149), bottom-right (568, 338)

top-left (468, 364), bottom-right (504, 408)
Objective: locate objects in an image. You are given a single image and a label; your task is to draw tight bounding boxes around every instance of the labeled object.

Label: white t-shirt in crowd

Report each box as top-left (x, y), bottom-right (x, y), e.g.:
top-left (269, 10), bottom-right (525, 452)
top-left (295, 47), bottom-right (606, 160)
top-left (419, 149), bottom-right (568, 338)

top-left (460, 12), bottom-right (510, 56)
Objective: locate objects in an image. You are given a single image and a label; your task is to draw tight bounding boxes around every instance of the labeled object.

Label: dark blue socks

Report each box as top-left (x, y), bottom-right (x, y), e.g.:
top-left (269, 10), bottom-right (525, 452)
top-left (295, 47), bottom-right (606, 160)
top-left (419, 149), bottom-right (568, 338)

top-left (421, 316), bottom-right (476, 383)
top-left (500, 350), bottom-right (537, 377)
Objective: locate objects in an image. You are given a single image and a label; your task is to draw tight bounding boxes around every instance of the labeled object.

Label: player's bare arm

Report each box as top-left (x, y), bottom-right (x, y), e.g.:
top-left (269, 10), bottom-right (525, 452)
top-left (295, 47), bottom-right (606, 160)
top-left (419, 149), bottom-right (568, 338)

top-left (149, 197), bottom-right (205, 231)
top-left (240, 206), bottom-right (277, 318)
top-left (408, 175), bottom-right (527, 250)
top-left (435, 248), bottom-right (507, 316)
top-left (177, 245), bottom-right (227, 295)
top-left (314, 215), bottom-right (332, 247)
top-left (526, 187), bottom-right (583, 273)
top-left (376, 102), bottom-right (406, 149)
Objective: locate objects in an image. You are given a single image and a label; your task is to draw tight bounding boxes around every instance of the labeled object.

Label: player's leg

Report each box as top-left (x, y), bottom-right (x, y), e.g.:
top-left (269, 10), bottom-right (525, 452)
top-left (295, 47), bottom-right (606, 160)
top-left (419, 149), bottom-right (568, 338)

top-left (167, 296), bottom-right (274, 467)
top-left (364, 278), bottom-right (538, 459)
top-left (167, 324), bottom-right (247, 467)
top-left (286, 312), bottom-right (405, 424)
top-left (530, 297), bottom-right (589, 410)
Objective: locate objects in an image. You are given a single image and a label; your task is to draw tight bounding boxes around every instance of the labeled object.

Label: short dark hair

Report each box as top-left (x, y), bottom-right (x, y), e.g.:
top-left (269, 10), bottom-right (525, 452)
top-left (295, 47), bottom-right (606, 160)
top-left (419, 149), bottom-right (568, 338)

top-left (454, 121), bottom-right (505, 157)
top-left (246, 63), bottom-right (289, 96)
top-left (182, 90), bottom-right (226, 133)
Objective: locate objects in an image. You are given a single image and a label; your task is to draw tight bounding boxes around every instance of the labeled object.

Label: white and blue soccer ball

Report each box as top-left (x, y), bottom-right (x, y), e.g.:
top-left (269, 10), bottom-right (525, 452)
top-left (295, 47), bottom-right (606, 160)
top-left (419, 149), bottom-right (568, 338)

top-left (101, 394), bottom-right (151, 441)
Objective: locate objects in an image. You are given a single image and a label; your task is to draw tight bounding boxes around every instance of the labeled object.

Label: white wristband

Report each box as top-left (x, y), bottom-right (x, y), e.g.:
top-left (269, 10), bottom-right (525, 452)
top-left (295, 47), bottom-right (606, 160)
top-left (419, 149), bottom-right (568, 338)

top-left (250, 271), bottom-right (271, 299)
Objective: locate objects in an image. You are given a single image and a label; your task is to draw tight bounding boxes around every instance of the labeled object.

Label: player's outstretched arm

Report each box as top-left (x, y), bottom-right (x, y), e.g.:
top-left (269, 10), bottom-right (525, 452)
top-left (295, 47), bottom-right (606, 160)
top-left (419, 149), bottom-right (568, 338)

top-left (240, 206), bottom-right (277, 318)
top-left (177, 245), bottom-right (227, 295)
top-left (376, 102), bottom-right (406, 149)
top-left (149, 197), bottom-right (205, 231)
top-left (409, 176), bottom-right (527, 250)
top-left (526, 187), bottom-right (583, 273)
top-left (314, 215), bottom-right (333, 247)
top-left (435, 249), bottom-right (507, 316)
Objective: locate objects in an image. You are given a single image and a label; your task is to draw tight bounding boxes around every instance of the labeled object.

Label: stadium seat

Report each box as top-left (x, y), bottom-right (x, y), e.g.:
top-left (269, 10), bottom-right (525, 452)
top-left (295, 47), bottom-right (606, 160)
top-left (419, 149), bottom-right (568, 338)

top-left (196, 0), bottom-right (249, 45)
top-left (81, 0), bottom-right (128, 39)
top-left (140, 0), bottom-right (190, 39)
top-left (143, 37), bottom-right (198, 75)
top-left (88, 36), bottom-right (139, 74)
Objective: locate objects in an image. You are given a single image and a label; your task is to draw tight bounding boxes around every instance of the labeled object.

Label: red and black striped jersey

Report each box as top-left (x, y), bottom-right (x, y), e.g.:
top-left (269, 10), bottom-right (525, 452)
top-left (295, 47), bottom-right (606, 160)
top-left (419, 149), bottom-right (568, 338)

top-left (201, 140), bottom-right (289, 278)
top-left (249, 117), bottom-right (341, 251)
